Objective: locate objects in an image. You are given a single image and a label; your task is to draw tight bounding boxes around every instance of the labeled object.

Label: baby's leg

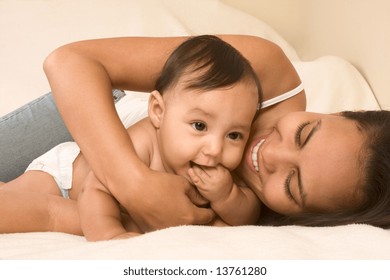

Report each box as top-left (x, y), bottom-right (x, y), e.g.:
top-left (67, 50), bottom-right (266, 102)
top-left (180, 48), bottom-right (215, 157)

top-left (0, 172), bottom-right (81, 235)
top-left (2, 171), bottom-right (63, 196)
top-left (0, 188), bottom-right (81, 235)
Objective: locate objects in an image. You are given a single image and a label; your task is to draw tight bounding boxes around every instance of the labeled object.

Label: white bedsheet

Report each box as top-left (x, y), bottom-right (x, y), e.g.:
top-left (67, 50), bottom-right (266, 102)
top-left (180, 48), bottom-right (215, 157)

top-left (1, 224), bottom-right (390, 259)
top-left (0, 0), bottom-right (386, 260)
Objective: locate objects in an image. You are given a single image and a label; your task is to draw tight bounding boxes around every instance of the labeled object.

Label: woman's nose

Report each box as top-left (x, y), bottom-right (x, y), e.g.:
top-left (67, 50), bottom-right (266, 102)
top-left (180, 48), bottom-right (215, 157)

top-left (261, 140), bottom-right (295, 173)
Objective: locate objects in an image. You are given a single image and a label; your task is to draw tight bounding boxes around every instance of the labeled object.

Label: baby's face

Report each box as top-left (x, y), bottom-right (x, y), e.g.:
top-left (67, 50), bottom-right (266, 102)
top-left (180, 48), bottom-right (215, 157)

top-left (156, 80), bottom-right (259, 179)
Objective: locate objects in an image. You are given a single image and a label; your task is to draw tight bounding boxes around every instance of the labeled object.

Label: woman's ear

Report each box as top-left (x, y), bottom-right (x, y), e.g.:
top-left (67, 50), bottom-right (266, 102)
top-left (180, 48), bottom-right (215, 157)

top-left (148, 90), bottom-right (165, 128)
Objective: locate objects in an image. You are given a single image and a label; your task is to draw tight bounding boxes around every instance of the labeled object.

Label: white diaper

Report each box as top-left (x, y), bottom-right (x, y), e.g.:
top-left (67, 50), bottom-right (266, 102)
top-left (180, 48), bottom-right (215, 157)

top-left (25, 142), bottom-right (80, 198)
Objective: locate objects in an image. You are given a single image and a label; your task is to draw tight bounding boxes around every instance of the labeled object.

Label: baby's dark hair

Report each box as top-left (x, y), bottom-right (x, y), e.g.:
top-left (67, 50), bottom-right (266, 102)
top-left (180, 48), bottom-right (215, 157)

top-left (260, 110), bottom-right (390, 229)
top-left (155, 35), bottom-right (262, 108)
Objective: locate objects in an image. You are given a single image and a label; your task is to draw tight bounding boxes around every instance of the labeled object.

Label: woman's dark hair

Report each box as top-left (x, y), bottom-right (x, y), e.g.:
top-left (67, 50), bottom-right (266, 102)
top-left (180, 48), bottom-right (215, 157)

top-left (260, 110), bottom-right (390, 229)
top-left (155, 35), bottom-right (262, 107)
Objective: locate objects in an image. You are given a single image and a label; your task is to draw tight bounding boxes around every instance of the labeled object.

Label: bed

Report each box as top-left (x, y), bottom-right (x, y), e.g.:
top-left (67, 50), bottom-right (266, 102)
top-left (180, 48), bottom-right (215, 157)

top-left (1, 0), bottom-right (389, 260)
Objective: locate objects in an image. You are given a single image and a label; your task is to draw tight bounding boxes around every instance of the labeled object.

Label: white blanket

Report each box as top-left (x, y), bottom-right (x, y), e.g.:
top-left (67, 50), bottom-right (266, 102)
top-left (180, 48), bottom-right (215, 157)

top-left (0, 0), bottom-right (387, 260)
top-left (1, 224), bottom-right (390, 259)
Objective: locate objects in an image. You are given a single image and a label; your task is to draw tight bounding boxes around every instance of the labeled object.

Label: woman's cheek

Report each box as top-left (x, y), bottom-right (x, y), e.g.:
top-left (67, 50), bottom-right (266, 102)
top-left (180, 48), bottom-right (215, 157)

top-left (258, 178), bottom-right (283, 206)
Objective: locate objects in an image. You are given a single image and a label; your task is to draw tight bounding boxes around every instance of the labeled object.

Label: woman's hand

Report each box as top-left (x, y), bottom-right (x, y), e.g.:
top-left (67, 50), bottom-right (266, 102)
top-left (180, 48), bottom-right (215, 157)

top-left (111, 169), bottom-right (215, 233)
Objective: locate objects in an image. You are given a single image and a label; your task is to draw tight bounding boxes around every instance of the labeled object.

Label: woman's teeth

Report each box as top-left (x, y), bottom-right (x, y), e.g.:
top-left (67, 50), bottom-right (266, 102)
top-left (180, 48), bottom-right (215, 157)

top-left (251, 139), bottom-right (265, 172)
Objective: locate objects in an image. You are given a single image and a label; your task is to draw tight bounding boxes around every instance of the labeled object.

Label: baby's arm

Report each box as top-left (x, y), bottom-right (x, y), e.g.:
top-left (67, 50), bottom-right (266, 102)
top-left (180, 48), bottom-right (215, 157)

top-left (188, 165), bottom-right (261, 226)
top-left (78, 171), bottom-right (140, 241)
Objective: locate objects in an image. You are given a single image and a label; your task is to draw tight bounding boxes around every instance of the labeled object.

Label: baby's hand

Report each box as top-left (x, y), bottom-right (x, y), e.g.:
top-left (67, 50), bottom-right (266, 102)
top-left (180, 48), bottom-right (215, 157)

top-left (188, 164), bottom-right (233, 203)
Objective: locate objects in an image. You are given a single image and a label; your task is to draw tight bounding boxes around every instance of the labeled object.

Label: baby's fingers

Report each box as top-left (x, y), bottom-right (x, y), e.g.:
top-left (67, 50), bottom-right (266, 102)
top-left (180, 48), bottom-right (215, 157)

top-left (188, 167), bottom-right (205, 187)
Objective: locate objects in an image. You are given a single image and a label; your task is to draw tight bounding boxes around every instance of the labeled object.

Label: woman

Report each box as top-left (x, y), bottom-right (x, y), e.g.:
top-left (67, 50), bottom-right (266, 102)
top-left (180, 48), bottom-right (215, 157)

top-left (2, 35), bottom-right (389, 233)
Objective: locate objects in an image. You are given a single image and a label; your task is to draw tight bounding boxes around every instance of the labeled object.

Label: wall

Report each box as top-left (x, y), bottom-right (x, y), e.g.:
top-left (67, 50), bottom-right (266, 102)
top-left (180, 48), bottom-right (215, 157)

top-left (222, 0), bottom-right (390, 109)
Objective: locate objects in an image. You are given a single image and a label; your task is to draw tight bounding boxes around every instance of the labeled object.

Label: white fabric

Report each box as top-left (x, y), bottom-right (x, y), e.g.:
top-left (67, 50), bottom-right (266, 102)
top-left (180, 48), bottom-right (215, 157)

top-left (115, 92), bottom-right (149, 128)
top-left (1, 224), bottom-right (390, 259)
top-left (0, 0), bottom-right (386, 260)
top-left (293, 56), bottom-right (381, 113)
top-left (25, 142), bottom-right (80, 198)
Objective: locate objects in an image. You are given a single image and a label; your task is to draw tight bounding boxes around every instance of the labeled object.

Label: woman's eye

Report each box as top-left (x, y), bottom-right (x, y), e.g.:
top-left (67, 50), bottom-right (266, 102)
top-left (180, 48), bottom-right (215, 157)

top-left (227, 132), bottom-right (242, 141)
top-left (295, 122), bottom-right (310, 146)
top-left (284, 170), bottom-right (296, 203)
top-left (192, 122), bottom-right (207, 131)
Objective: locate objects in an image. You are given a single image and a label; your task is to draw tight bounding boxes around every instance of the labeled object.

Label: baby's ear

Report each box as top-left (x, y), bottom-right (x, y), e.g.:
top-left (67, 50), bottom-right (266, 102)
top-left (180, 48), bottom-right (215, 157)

top-left (148, 90), bottom-right (165, 128)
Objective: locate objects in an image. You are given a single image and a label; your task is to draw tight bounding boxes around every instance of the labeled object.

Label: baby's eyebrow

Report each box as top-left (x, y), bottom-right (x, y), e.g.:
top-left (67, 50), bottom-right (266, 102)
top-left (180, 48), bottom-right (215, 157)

top-left (187, 107), bottom-right (214, 117)
top-left (231, 123), bottom-right (251, 132)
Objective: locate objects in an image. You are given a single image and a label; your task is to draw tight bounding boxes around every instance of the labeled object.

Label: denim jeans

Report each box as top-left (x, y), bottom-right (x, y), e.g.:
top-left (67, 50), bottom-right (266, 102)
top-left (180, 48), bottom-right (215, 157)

top-left (0, 90), bottom-right (125, 182)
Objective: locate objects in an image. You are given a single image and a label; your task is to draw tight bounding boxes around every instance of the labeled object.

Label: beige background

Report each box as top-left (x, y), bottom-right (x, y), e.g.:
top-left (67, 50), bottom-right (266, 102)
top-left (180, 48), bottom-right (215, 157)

top-left (1, 0), bottom-right (387, 114)
top-left (222, 0), bottom-right (390, 109)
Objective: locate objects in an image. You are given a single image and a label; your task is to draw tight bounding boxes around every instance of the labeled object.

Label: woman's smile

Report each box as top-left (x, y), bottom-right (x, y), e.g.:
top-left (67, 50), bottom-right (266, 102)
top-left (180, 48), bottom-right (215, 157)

top-left (246, 135), bottom-right (268, 176)
top-left (251, 139), bottom-right (264, 172)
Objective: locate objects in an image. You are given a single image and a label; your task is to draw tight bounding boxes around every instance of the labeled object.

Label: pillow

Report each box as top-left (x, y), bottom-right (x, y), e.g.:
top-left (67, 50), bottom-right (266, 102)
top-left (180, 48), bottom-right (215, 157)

top-left (293, 56), bottom-right (380, 113)
top-left (160, 0), bottom-right (299, 61)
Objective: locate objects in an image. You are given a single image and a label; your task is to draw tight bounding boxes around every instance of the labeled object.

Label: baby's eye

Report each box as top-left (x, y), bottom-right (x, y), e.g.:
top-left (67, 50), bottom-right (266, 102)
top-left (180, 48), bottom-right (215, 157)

top-left (192, 122), bottom-right (207, 131)
top-left (227, 132), bottom-right (242, 141)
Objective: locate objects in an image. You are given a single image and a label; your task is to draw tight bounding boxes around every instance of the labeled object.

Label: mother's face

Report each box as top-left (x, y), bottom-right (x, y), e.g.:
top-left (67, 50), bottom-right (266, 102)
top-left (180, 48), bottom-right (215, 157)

top-left (237, 112), bottom-right (365, 216)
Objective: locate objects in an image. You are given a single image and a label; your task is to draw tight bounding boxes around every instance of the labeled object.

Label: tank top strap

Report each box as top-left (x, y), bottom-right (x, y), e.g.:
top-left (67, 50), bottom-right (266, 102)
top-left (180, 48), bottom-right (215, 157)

top-left (260, 83), bottom-right (304, 109)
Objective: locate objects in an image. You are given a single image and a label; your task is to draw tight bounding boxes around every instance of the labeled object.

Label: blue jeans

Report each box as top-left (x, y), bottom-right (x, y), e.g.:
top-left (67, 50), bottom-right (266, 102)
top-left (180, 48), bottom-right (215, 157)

top-left (0, 90), bottom-right (125, 182)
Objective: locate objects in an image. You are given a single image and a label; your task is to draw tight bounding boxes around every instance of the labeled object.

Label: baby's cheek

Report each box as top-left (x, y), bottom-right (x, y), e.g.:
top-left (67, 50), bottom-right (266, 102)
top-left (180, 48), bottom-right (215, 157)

top-left (223, 148), bottom-right (244, 171)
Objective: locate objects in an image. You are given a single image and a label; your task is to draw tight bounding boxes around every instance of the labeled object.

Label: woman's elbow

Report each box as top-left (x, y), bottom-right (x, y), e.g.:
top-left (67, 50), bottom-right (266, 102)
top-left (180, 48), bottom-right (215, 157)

top-left (43, 44), bottom-right (74, 76)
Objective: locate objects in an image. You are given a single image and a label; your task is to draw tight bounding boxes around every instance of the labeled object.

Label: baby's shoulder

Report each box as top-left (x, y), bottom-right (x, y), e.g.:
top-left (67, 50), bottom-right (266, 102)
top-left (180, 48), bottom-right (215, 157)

top-left (127, 117), bottom-right (157, 167)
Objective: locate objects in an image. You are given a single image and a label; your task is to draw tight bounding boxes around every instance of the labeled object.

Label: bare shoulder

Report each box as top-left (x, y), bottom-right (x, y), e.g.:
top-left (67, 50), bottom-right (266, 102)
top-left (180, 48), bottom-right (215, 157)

top-left (126, 118), bottom-right (156, 167)
top-left (219, 35), bottom-right (302, 104)
top-left (218, 35), bottom-right (284, 65)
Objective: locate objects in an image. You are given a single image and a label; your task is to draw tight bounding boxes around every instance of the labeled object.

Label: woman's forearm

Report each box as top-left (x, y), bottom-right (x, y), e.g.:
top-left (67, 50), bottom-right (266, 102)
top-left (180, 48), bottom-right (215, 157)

top-left (44, 40), bottom-right (151, 211)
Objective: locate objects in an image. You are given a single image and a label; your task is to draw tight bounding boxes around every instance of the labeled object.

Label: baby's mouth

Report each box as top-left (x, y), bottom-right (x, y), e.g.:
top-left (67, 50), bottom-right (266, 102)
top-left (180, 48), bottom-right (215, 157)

top-left (251, 139), bottom-right (265, 172)
top-left (190, 161), bottom-right (200, 168)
